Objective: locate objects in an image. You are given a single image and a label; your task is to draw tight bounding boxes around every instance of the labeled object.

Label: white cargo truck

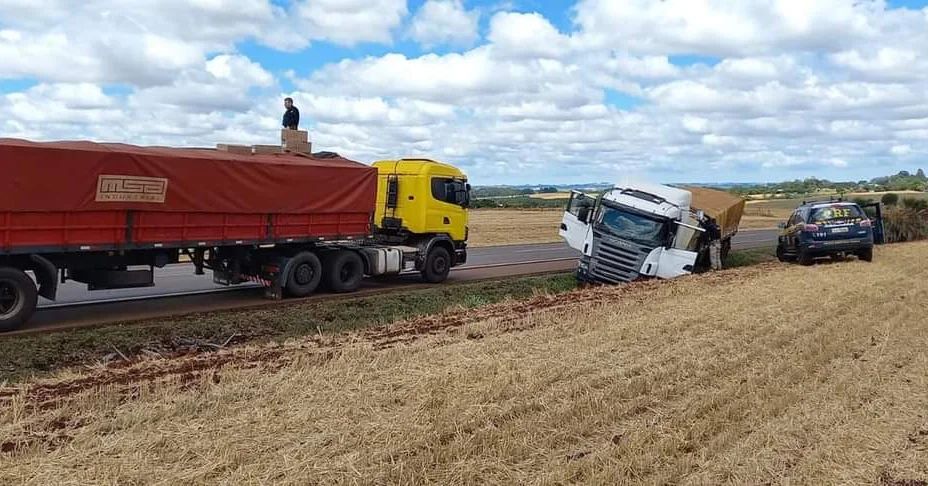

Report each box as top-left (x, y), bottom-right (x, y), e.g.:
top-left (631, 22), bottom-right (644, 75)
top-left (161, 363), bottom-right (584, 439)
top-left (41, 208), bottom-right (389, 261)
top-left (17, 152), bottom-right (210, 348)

top-left (559, 181), bottom-right (745, 284)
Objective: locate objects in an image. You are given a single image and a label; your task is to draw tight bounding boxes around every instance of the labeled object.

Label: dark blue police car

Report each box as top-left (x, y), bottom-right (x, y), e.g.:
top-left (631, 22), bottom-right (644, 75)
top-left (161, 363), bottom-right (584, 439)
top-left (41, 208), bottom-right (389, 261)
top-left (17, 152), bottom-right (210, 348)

top-left (776, 201), bottom-right (874, 265)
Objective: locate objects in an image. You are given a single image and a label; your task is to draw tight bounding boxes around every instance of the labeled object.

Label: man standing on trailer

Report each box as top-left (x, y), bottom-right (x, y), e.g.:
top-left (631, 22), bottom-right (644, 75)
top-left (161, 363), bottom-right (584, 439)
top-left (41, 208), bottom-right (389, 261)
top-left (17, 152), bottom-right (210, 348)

top-left (282, 97), bottom-right (300, 130)
top-left (705, 216), bottom-right (722, 271)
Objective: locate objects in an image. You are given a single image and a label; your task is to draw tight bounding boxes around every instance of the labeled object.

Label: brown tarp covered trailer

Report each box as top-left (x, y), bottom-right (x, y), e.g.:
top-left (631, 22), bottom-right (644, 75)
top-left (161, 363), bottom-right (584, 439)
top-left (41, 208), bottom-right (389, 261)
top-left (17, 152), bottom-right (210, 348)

top-left (685, 187), bottom-right (746, 239)
top-left (0, 139), bottom-right (378, 253)
top-left (0, 139), bottom-right (376, 214)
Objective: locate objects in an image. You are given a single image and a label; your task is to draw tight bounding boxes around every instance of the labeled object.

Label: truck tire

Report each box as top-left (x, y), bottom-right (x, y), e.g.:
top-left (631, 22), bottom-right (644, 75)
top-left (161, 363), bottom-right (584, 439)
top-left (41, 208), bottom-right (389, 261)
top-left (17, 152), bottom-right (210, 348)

top-left (857, 247), bottom-right (873, 262)
top-left (323, 250), bottom-right (364, 293)
top-left (798, 250), bottom-right (814, 266)
top-left (776, 245), bottom-right (787, 262)
top-left (421, 246), bottom-right (451, 283)
top-left (0, 267), bottom-right (38, 332)
top-left (285, 252), bottom-right (322, 298)
top-left (776, 245), bottom-right (795, 262)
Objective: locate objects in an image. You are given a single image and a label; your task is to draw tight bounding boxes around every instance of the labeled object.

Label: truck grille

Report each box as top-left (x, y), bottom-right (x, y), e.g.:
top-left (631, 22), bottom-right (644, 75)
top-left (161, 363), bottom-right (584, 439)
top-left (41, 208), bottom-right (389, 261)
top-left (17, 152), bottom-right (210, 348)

top-left (588, 232), bottom-right (652, 284)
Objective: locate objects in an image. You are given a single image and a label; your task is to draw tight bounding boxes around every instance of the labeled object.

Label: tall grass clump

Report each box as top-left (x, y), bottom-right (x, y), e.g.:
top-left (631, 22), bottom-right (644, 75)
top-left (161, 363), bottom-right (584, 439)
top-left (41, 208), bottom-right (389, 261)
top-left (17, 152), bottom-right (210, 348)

top-left (883, 206), bottom-right (928, 242)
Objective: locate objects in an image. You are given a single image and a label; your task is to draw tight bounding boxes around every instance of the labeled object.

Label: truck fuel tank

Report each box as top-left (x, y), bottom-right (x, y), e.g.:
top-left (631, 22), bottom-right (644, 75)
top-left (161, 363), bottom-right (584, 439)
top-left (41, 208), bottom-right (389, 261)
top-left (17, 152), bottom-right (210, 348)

top-left (361, 247), bottom-right (403, 276)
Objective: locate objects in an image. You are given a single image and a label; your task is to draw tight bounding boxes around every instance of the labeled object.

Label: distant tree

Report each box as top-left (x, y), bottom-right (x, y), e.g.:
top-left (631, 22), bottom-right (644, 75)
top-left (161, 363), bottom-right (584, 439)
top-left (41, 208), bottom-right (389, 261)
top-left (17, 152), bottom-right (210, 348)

top-left (917, 168), bottom-right (926, 180)
top-left (538, 186), bottom-right (559, 193)
top-left (882, 193), bottom-right (900, 206)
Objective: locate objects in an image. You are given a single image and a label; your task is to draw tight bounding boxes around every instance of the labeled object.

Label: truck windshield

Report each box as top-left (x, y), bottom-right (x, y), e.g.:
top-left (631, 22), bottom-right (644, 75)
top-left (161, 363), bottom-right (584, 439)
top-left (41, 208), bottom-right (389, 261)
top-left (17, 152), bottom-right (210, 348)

top-left (596, 205), bottom-right (667, 247)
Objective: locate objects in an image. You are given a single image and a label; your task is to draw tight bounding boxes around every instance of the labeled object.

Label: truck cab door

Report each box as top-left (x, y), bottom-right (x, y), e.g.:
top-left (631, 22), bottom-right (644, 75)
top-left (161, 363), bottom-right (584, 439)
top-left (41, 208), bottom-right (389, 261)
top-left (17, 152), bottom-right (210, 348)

top-left (560, 191), bottom-right (595, 253)
top-left (642, 247), bottom-right (699, 279)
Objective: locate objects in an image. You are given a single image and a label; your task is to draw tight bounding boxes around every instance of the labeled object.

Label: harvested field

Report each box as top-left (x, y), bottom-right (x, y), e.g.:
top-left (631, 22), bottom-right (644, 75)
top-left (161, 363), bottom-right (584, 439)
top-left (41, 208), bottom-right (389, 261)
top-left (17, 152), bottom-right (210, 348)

top-left (2, 242), bottom-right (928, 484)
top-left (468, 208), bottom-right (563, 246)
top-left (529, 192), bottom-right (571, 200)
top-left (739, 215), bottom-right (781, 229)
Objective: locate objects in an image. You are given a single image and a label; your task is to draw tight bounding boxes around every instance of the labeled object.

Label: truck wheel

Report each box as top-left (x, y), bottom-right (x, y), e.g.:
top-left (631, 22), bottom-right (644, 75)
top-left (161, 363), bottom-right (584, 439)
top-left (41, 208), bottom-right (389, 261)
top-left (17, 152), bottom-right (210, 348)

top-left (857, 247), bottom-right (873, 262)
top-left (776, 245), bottom-right (789, 262)
top-left (798, 250), bottom-right (814, 266)
top-left (421, 246), bottom-right (451, 283)
top-left (0, 267), bottom-right (38, 332)
top-left (285, 252), bottom-right (322, 298)
top-left (323, 250), bottom-right (364, 293)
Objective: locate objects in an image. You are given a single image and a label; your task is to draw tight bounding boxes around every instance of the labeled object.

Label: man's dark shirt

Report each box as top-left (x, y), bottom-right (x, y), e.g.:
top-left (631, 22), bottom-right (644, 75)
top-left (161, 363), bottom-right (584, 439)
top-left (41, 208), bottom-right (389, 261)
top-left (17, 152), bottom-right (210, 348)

top-left (282, 106), bottom-right (300, 129)
top-left (705, 220), bottom-right (722, 240)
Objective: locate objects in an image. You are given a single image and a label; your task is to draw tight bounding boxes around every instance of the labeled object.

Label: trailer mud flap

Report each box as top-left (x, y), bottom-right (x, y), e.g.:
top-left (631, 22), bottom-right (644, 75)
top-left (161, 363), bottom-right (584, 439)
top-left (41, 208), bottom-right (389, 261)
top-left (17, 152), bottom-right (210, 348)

top-left (30, 254), bottom-right (58, 300)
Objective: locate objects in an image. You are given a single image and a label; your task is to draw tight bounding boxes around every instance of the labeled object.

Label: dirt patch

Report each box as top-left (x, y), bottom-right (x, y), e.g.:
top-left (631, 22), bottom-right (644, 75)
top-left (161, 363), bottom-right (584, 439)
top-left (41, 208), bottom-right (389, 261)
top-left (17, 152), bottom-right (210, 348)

top-left (880, 472), bottom-right (928, 486)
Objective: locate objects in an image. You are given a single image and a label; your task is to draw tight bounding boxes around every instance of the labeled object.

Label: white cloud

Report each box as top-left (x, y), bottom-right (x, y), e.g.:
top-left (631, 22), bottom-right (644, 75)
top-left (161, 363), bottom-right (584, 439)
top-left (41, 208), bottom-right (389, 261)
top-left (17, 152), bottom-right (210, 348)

top-left (487, 12), bottom-right (569, 59)
top-left (292, 0), bottom-right (408, 46)
top-left (890, 144), bottom-right (912, 156)
top-left (408, 0), bottom-right (480, 47)
top-left (2, 0), bottom-right (927, 183)
top-left (571, 0), bottom-right (926, 56)
top-left (131, 55), bottom-right (274, 113)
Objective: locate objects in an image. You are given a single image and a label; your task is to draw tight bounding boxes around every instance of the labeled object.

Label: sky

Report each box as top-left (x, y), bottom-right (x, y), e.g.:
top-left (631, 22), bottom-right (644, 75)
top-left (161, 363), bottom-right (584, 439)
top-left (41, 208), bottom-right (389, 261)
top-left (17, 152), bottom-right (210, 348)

top-left (1, 0), bottom-right (927, 185)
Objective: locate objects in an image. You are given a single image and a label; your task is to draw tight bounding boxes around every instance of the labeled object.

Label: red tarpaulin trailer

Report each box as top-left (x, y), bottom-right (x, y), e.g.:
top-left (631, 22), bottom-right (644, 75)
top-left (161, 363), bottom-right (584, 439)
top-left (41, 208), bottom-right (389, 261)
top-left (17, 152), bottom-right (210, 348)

top-left (0, 139), bottom-right (377, 253)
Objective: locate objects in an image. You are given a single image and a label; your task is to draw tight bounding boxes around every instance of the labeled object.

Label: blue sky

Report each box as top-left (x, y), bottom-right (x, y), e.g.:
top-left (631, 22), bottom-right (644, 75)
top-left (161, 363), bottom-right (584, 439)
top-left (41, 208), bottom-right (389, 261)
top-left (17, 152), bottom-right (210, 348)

top-left (1, 0), bottom-right (927, 185)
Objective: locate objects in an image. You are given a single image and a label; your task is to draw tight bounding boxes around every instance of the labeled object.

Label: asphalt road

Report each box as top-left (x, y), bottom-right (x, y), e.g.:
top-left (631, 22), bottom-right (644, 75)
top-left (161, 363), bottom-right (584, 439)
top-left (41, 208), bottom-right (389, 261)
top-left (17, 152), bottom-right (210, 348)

top-left (41, 229), bottom-right (778, 308)
top-left (13, 229), bottom-right (778, 334)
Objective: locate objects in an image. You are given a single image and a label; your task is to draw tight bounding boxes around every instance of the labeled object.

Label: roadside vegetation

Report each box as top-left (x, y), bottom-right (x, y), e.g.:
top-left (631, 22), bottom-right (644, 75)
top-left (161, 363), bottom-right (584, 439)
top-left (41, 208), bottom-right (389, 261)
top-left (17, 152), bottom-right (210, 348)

top-left (727, 169), bottom-right (928, 197)
top-left (0, 274), bottom-right (576, 383)
top-left (2, 242), bottom-right (925, 484)
top-left (471, 196), bottom-right (567, 209)
top-left (881, 199), bottom-right (928, 243)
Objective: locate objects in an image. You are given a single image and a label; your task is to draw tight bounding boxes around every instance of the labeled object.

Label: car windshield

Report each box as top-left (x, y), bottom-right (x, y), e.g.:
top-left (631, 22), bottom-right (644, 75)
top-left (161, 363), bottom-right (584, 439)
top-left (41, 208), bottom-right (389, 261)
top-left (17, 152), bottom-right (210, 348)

top-left (810, 205), bottom-right (864, 223)
top-left (596, 205), bottom-right (667, 246)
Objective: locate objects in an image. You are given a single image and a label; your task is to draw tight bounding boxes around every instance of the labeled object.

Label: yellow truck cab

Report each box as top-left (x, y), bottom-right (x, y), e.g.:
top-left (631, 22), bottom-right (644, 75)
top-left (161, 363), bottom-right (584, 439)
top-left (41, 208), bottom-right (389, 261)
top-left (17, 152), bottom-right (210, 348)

top-left (372, 158), bottom-right (471, 282)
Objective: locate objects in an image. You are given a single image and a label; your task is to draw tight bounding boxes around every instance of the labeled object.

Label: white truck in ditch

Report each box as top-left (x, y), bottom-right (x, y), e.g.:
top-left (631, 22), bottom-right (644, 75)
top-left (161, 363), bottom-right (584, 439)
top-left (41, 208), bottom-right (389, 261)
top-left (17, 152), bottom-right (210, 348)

top-left (558, 181), bottom-right (745, 284)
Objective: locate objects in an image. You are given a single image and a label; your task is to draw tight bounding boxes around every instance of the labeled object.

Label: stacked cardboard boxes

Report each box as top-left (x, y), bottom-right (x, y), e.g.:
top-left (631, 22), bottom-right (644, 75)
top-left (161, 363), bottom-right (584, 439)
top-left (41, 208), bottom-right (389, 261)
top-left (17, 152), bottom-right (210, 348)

top-left (216, 144), bottom-right (254, 155)
top-left (281, 129), bottom-right (312, 154)
top-left (253, 144), bottom-right (283, 155)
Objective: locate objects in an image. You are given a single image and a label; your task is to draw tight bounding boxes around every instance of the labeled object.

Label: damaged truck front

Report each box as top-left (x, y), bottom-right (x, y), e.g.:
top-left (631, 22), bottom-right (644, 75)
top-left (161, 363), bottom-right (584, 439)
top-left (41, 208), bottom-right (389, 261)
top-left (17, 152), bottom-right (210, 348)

top-left (558, 182), bottom-right (745, 284)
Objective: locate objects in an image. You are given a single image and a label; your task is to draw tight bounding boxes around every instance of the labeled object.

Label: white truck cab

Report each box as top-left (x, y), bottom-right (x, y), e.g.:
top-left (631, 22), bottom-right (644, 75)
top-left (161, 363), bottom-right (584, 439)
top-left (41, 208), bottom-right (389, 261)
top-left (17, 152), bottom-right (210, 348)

top-left (559, 181), bottom-right (712, 284)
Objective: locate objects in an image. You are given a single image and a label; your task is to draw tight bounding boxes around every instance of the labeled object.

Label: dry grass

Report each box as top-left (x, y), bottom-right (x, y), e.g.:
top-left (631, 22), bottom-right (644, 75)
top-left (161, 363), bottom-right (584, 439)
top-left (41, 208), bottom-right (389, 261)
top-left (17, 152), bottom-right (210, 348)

top-left (529, 192), bottom-right (572, 200)
top-left (468, 209), bottom-right (564, 246)
top-left (739, 215), bottom-right (782, 230)
top-left (2, 242), bottom-right (928, 485)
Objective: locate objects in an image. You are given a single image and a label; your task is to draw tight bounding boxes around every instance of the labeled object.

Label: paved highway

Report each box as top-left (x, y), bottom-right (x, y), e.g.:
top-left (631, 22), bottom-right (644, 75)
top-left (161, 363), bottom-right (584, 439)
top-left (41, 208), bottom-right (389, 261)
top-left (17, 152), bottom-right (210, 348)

top-left (41, 229), bottom-right (778, 308)
top-left (11, 229), bottom-right (778, 334)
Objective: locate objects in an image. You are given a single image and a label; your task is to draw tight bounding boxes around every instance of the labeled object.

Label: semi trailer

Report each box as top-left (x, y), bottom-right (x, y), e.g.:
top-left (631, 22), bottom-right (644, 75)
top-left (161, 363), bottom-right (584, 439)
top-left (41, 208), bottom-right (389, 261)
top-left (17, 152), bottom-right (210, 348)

top-left (0, 139), bottom-right (471, 331)
top-left (559, 181), bottom-right (744, 284)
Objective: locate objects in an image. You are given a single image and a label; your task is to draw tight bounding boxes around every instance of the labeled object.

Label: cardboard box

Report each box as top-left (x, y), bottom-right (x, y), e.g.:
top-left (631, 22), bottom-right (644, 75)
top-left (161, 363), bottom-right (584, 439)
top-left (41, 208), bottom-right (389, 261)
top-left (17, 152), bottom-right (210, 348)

top-left (281, 129), bottom-right (309, 144)
top-left (283, 142), bottom-right (312, 154)
top-left (216, 144), bottom-right (253, 155)
top-left (253, 144), bottom-right (283, 155)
